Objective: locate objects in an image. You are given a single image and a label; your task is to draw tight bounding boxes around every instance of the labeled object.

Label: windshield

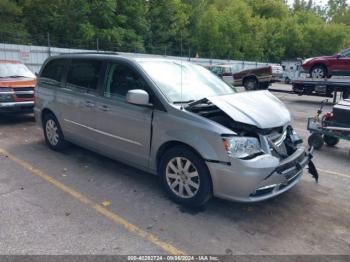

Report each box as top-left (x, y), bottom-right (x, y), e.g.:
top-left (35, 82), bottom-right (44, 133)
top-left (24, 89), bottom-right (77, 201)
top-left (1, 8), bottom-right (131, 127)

top-left (139, 61), bottom-right (236, 103)
top-left (341, 49), bottom-right (350, 57)
top-left (0, 63), bottom-right (35, 78)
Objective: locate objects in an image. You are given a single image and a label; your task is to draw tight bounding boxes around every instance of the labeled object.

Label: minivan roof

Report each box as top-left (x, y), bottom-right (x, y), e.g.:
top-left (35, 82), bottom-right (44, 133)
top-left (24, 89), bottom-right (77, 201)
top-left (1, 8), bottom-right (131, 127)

top-left (55, 53), bottom-right (190, 64)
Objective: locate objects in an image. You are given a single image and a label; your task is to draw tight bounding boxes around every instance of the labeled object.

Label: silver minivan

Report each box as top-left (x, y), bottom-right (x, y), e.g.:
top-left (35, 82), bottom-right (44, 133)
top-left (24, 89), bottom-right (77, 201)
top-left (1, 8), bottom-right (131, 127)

top-left (34, 54), bottom-right (317, 206)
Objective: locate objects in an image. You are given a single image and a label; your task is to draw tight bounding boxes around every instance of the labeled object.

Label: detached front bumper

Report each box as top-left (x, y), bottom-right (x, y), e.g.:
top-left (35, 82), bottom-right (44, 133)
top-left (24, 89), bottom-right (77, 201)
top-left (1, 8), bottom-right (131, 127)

top-left (0, 101), bottom-right (34, 113)
top-left (207, 146), bottom-right (314, 202)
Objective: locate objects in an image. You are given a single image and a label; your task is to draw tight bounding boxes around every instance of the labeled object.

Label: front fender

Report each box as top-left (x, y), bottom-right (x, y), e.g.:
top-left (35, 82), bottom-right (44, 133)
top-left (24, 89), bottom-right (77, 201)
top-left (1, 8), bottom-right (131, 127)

top-left (150, 111), bottom-right (230, 172)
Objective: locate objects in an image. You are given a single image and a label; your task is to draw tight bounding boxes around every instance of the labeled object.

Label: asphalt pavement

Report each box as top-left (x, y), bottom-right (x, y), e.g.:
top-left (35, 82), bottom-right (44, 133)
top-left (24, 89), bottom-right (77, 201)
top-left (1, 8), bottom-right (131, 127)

top-left (0, 83), bottom-right (349, 255)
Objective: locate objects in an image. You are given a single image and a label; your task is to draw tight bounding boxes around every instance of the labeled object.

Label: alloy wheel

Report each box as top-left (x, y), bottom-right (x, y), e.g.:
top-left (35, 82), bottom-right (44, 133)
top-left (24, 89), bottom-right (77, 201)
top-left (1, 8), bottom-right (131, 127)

top-left (311, 67), bottom-right (325, 78)
top-left (46, 119), bottom-right (59, 146)
top-left (165, 157), bottom-right (200, 199)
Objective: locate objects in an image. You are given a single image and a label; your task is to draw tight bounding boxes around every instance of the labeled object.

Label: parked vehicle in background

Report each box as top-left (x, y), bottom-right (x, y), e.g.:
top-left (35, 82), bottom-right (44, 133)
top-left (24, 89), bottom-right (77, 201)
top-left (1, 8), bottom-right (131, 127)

top-left (208, 64), bottom-right (272, 90)
top-left (208, 64), bottom-right (235, 85)
top-left (0, 60), bottom-right (36, 113)
top-left (282, 60), bottom-right (302, 84)
top-left (271, 64), bottom-right (284, 83)
top-left (35, 54), bottom-right (315, 206)
top-left (233, 65), bottom-right (272, 90)
top-left (301, 48), bottom-right (350, 78)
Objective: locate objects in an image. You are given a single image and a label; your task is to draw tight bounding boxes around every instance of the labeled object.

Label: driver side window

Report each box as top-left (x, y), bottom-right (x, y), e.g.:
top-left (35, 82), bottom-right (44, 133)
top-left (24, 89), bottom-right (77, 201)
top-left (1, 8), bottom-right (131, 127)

top-left (104, 62), bottom-right (148, 98)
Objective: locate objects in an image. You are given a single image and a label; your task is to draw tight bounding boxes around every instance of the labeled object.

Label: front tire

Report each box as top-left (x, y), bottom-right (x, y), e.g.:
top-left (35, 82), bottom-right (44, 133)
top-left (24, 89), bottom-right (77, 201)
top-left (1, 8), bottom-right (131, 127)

top-left (158, 146), bottom-right (212, 207)
top-left (43, 113), bottom-right (68, 150)
top-left (259, 82), bottom-right (270, 90)
top-left (310, 65), bottom-right (327, 79)
top-left (308, 133), bottom-right (324, 150)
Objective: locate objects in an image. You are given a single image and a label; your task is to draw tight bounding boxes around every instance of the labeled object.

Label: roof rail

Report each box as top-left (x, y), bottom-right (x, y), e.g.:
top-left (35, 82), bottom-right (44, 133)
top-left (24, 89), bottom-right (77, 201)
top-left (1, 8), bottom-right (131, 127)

top-left (59, 51), bottom-right (119, 55)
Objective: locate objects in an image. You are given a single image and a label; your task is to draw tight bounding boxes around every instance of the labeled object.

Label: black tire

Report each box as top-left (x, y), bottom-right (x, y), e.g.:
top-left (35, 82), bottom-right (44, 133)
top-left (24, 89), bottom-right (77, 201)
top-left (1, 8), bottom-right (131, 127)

top-left (308, 133), bottom-right (324, 150)
top-left (343, 89), bottom-right (350, 100)
top-left (310, 65), bottom-right (327, 79)
top-left (43, 113), bottom-right (68, 151)
top-left (158, 146), bottom-right (212, 207)
top-left (259, 82), bottom-right (270, 90)
top-left (244, 77), bottom-right (258, 91)
top-left (323, 135), bottom-right (339, 147)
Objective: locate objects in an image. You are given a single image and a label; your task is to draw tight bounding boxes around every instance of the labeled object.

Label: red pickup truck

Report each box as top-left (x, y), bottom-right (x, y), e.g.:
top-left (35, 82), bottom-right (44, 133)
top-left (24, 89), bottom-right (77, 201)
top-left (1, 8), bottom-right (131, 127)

top-left (208, 64), bottom-right (272, 90)
top-left (0, 60), bottom-right (36, 113)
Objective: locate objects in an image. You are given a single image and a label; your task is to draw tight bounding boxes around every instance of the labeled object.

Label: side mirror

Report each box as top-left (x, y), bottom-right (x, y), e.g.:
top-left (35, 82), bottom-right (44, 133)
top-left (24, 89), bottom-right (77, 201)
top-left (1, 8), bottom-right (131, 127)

top-left (336, 53), bottom-right (343, 58)
top-left (126, 89), bottom-right (151, 106)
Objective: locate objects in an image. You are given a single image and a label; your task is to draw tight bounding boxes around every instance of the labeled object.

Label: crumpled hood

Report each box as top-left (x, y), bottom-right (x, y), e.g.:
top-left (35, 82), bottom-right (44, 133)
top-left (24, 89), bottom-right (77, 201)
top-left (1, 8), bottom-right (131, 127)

top-left (208, 90), bottom-right (291, 129)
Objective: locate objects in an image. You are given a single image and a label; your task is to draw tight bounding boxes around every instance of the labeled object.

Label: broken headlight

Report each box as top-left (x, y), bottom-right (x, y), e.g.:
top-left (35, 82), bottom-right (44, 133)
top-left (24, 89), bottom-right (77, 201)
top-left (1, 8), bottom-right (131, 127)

top-left (223, 136), bottom-right (262, 159)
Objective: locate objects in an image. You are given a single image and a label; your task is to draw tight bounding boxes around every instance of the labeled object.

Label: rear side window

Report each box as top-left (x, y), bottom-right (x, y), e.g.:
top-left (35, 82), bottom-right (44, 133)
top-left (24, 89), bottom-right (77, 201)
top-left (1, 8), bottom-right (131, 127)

top-left (66, 59), bottom-right (102, 91)
top-left (41, 59), bottom-right (67, 83)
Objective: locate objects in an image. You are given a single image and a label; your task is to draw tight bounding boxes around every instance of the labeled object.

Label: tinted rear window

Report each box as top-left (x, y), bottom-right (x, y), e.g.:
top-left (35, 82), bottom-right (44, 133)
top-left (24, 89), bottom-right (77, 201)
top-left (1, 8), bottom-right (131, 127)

top-left (66, 59), bottom-right (102, 91)
top-left (41, 59), bottom-right (67, 82)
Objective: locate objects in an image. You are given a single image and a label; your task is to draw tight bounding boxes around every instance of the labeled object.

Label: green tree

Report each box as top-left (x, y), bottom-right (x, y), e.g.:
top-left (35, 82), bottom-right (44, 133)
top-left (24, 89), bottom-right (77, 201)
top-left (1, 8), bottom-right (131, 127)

top-left (22, 0), bottom-right (90, 47)
top-left (146, 0), bottom-right (190, 55)
top-left (0, 0), bottom-right (29, 43)
top-left (328, 0), bottom-right (350, 25)
top-left (247, 0), bottom-right (289, 19)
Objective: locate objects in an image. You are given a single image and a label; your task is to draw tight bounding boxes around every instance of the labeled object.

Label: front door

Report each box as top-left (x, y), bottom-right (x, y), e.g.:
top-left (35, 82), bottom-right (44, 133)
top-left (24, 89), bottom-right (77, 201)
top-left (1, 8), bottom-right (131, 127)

top-left (338, 50), bottom-right (350, 75)
top-left (94, 61), bottom-right (153, 168)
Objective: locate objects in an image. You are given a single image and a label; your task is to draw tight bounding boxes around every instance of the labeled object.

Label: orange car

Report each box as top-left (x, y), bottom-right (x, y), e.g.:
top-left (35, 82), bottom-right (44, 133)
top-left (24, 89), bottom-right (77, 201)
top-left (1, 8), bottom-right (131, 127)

top-left (0, 60), bottom-right (36, 113)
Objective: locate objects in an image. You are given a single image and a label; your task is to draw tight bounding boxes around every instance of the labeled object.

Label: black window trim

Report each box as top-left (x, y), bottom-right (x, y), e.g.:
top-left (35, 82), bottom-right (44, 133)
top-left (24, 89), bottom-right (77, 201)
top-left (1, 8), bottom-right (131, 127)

top-left (64, 57), bottom-right (105, 94)
top-left (40, 58), bottom-right (69, 88)
top-left (101, 59), bottom-right (167, 112)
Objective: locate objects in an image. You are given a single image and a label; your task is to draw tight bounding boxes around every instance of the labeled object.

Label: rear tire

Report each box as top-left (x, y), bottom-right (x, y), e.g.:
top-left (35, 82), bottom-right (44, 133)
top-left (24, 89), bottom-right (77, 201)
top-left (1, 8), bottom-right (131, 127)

top-left (308, 133), bottom-right (324, 150)
top-left (244, 77), bottom-right (259, 91)
top-left (324, 135), bottom-right (339, 147)
top-left (259, 82), bottom-right (270, 90)
top-left (158, 146), bottom-right (212, 207)
top-left (43, 113), bottom-right (68, 151)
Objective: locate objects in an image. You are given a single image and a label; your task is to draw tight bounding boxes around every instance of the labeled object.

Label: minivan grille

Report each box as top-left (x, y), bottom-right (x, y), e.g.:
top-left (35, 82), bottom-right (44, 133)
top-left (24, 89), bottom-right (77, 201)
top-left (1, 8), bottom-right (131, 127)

top-left (267, 129), bottom-right (288, 158)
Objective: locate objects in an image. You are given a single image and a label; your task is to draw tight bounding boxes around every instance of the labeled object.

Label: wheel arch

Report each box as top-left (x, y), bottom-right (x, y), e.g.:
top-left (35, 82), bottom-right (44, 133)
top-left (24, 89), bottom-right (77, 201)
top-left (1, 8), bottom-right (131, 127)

top-left (156, 140), bottom-right (214, 192)
top-left (156, 141), bottom-right (205, 170)
top-left (310, 63), bottom-right (328, 74)
top-left (243, 75), bottom-right (258, 85)
top-left (41, 108), bottom-right (57, 126)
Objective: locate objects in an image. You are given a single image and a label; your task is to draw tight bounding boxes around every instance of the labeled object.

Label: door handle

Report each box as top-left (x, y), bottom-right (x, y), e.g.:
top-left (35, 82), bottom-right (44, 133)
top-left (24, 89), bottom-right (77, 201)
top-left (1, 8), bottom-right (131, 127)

top-left (84, 100), bottom-right (95, 108)
top-left (98, 105), bottom-right (110, 112)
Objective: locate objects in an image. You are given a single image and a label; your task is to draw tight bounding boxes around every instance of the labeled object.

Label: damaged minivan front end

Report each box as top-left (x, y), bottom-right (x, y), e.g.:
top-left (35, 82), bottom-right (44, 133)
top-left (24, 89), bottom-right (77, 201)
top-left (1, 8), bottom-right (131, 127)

top-left (186, 90), bottom-right (317, 202)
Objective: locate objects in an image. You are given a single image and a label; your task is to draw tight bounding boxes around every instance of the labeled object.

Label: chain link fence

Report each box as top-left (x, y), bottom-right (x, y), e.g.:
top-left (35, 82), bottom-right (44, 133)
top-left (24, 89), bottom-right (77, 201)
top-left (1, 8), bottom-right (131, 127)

top-left (0, 33), bottom-right (275, 73)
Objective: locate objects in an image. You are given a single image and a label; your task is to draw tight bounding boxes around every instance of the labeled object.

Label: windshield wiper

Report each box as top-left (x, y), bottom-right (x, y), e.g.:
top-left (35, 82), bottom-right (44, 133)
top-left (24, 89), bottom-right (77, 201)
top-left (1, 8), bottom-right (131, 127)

top-left (6, 75), bottom-right (27, 78)
top-left (173, 100), bottom-right (195, 104)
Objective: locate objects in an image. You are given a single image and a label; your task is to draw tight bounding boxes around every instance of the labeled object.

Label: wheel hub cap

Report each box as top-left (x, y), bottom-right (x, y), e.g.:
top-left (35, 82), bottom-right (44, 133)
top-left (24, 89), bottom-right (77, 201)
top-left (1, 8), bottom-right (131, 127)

top-left (46, 119), bottom-right (59, 146)
top-left (165, 157), bottom-right (200, 199)
top-left (312, 68), bottom-right (325, 78)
